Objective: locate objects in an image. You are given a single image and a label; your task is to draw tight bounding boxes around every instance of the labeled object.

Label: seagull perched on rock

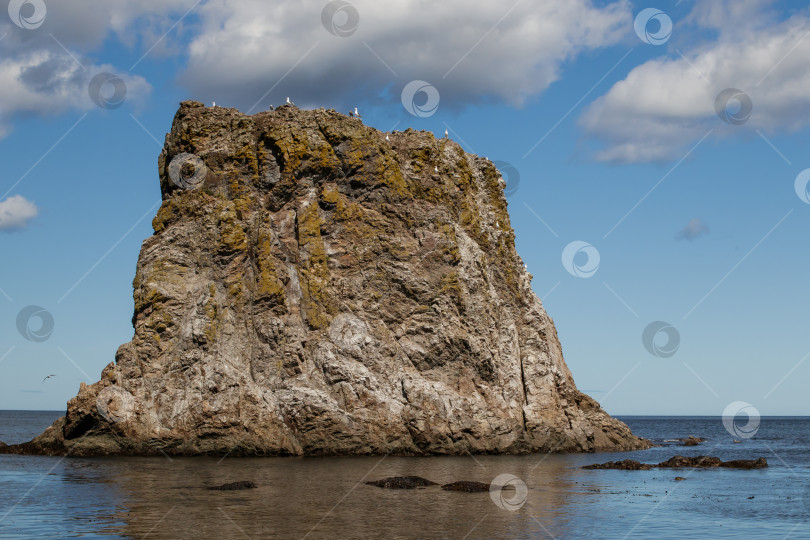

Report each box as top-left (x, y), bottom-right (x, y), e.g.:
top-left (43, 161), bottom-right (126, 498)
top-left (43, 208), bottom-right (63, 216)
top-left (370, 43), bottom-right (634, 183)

top-left (286, 97), bottom-right (292, 105)
top-left (385, 134), bottom-right (390, 141)
top-left (212, 101), bottom-right (216, 107)
top-left (444, 129), bottom-right (448, 138)
top-left (434, 166), bottom-right (439, 173)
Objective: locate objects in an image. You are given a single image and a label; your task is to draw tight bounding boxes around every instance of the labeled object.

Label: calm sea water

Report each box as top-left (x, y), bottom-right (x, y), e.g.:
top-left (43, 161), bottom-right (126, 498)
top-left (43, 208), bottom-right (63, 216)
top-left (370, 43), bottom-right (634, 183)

top-left (0, 412), bottom-right (807, 539)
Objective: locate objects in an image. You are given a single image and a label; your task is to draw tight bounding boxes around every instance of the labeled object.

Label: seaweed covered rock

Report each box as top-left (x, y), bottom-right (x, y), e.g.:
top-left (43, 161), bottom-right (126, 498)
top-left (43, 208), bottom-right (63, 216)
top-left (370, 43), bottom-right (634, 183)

top-left (2, 101), bottom-right (649, 457)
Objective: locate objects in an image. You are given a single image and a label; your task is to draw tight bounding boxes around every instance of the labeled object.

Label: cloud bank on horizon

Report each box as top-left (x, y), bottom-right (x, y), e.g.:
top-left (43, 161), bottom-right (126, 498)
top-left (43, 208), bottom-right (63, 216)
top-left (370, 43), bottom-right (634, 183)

top-left (2, 0), bottom-right (810, 163)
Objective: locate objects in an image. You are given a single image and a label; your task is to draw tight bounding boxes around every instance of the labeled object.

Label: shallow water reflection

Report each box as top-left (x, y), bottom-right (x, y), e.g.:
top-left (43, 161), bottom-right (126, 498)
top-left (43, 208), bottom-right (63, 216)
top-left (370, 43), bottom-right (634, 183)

top-left (1, 416), bottom-right (809, 539)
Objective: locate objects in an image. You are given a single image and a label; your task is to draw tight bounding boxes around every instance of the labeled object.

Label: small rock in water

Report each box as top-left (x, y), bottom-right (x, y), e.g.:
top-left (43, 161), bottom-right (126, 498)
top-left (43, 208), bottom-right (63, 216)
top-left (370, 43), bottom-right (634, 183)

top-left (208, 481), bottom-right (257, 491)
top-left (681, 436), bottom-right (706, 446)
top-left (674, 477), bottom-right (686, 481)
top-left (719, 458), bottom-right (768, 470)
top-left (582, 459), bottom-right (653, 471)
top-left (441, 481), bottom-right (491, 493)
top-left (0, 441), bottom-right (6, 448)
top-left (365, 476), bottom-right (438, 489)
top-left (583, 455), bottom-right (768, 470)
top-left (658, 456), bottom-right (722, 468)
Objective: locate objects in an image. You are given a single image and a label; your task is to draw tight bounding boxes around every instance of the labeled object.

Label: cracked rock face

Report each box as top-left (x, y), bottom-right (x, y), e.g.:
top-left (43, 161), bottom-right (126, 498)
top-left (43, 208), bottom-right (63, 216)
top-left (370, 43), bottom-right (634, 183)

top-left (8, 101), bottom-right (649, 456)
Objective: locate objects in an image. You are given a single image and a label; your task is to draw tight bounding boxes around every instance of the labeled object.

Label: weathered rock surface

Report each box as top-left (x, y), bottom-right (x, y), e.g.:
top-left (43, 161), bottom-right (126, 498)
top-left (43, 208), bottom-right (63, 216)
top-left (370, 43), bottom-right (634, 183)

top-left (366, 476), bottom-right (438, 489)
top-left (1, 101), bottom-right (650, 457)
top-left (584, 455), bottom-right (768, 470)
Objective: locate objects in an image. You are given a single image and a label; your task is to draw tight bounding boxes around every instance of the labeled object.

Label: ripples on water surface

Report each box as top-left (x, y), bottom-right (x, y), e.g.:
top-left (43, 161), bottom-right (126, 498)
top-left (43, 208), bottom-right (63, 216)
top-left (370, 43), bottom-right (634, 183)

top-left (0, 412), bottom-right (808, 539)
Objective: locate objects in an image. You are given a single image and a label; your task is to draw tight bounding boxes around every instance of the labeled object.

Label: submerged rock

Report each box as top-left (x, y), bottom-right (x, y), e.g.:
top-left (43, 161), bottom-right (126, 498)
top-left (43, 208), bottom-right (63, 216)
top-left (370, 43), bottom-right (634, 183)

top-left (441, 481), bottom-right (491, 493)
top-left (208, 481), bottom-right (257, 491)
top-left (366, 476), bottom-right (438, 489)
top-left (584, 455), bottom-right (768, 470)
top-left (582, 459), bottom-right (653, 471)
top-left (718, 458), bottom-right (768, 470)
top-left (1, 101), bottom-right (649, 457)
top-left (658, 456), bottom-right (722, 468)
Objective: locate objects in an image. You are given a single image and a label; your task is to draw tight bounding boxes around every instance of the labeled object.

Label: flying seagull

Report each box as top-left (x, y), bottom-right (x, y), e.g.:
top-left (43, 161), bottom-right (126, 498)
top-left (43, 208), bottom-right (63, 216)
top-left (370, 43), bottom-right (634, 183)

top-left (42, 374), bottom-right (56, 383)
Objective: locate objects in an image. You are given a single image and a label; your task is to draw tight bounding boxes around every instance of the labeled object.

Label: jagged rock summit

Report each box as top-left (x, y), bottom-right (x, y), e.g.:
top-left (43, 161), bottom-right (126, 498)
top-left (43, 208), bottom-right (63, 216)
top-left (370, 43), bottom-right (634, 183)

top-left (4, 101), bottom-right (649, 456)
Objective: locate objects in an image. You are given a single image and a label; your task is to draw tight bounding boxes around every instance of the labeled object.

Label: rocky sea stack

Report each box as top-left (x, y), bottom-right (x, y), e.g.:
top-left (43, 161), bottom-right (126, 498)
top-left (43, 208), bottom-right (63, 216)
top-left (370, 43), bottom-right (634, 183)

top-left (3, 101), bottom-right (650, 456)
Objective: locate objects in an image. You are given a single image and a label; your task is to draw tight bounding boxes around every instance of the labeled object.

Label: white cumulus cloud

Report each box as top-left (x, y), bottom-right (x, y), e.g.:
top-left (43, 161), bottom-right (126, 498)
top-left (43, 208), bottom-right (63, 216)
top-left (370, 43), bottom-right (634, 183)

top-left (180, 0), bottom-right (632, 111)
top-left (580, 2), bottom-right (810, 163)
top-left (0, 0), bottom-right (191, 137)
top-left (0, 195), bottom-right (38, 231)
top-left (0, 51), bottom-right (152, 135)
top-left (0, 0), bottom-right (635, 133)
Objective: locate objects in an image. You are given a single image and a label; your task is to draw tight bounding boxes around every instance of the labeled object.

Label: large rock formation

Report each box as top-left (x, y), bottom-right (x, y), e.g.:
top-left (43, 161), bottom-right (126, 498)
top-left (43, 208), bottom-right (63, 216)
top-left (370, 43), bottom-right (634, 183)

top-left (3, 101), bottom-right (649, 456)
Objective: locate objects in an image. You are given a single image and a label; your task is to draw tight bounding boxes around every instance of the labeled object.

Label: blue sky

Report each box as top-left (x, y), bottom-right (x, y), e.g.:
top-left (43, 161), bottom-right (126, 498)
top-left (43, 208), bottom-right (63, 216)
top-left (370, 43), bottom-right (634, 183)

top-left (1, 0), bottom-right (809, 416)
